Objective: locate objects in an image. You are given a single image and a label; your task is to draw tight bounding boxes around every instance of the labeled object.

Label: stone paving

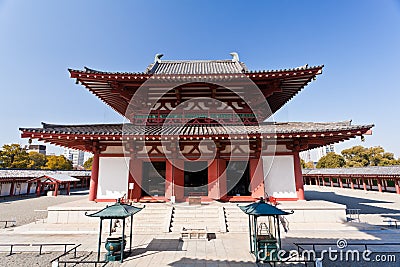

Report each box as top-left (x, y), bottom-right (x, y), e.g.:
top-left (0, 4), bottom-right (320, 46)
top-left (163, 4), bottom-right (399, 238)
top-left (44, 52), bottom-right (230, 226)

top-left (0, 185), bottom-right (399, 266)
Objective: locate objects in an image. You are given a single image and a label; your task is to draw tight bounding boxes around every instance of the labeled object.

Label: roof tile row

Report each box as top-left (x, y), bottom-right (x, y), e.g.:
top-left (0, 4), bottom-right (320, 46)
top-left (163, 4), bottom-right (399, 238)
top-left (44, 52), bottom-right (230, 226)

top-left (20, 121), bottom-right (373, 136)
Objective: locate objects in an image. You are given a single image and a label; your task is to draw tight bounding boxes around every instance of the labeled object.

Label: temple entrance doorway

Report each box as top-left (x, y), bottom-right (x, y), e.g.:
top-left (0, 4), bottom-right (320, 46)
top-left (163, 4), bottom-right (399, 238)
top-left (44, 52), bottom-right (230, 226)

top-left (141, 162), bottom-right (166, 197)
top-left (226, 161), bottom-right (251, 196)
top-left (184, 161), bottom-right (208, 196)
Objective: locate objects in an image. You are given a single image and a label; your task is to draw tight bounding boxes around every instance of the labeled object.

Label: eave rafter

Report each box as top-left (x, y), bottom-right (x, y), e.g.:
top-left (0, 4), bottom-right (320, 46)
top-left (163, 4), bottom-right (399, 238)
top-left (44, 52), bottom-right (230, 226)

top-left (68, 65), bottom-right (324, 119)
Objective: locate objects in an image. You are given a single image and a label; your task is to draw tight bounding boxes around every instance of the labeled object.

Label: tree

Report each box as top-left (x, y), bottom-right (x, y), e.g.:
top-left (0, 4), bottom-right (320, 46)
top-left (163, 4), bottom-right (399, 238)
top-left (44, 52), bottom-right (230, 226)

top-left (316, 152), bottom-right (346, 168)
top-left (43, 155), bottom-right (72, 170)
top-left (0, 144), bottom-right (30, 168)
top-left (305, 161), bottom-right (315, 169)
top-left (342, 146), bottom-right (399, 167)
top-left (301, 159), bottom-right (315, 169)
top-left (300, 158), bottom-right (306, 168)
top-left (27, 151), bottom-right (47, 169)
top-left (83, 157), bottom-right (93, 170)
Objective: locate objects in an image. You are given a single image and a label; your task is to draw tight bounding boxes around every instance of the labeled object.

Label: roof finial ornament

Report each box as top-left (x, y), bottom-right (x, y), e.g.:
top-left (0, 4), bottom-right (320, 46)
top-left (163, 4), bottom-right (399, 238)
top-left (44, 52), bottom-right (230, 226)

top-left (154, 53), bottom-right (164, 64)
top-left (230, 52), bottom-right (239, 62)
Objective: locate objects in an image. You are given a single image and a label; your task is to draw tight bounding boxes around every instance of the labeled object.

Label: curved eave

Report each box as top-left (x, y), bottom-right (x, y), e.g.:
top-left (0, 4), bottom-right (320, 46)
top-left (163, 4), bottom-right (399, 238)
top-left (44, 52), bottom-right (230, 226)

top-left (19, 122), bottom-right (373, 152)
top-left (68, 65), bottom-right (323, 118)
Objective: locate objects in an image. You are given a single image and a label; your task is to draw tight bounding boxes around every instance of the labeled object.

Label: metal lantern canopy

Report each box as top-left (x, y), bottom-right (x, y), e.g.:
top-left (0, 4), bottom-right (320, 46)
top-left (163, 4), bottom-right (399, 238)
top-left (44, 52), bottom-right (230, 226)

top-left (239, 197), bottom-right (292, 262)
top-left (86, 199), bottom-right (144, 263)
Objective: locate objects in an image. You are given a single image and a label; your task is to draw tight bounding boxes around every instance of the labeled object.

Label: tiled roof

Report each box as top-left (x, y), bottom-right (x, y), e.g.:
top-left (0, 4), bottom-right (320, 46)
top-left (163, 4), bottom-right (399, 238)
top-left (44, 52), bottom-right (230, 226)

top-left (145, 60), bottom-right (248, 75)
top-left (68, 55), bottom-right (324, 118)
top-left (0, 169), bottom-right (91, 179)
top-left (21, 121), bottom-right (373, 136)
top-left (40, 174), bottom-right (80, 182)
top-left (303, 166), bottom-right (400, 177)
top-left (71, 62), bottom-right (322, 76)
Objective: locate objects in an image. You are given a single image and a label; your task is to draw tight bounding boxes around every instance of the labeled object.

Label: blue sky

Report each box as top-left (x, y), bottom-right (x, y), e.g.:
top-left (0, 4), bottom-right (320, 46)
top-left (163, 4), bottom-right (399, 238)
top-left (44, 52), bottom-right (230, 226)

top-left (0, 0), bottom-right (399, 157)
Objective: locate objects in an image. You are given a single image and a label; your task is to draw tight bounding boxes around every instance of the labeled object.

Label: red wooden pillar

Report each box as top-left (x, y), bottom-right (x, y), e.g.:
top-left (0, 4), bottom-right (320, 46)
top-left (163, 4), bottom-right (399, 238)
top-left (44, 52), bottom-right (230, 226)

top-left (173, 159), bottom-right (184, 201)
top-left (350, 178), bottom-right (354, 190)
top-left (36, 181), bottom-right (41, 197)
top-left (339, 177), bottom-right (343, 188)
top-left (165, 159), bottom-right (173, 200)
top-left (9, 181), bottom-right (15, 196)
top-left (329, 177), bottom-right (333, 187)
top-left (54, 182), bottom-right (59, 196)
top-left (395, 179), bottom-right (400, 194)
top-left (165, 158), bottom-right (185, 201)
top-left (88, 152), bottom-right (100, 201)
top-left (208, 159), bottom-right (226, 199)
top-left (377, 178), bottom-right (382, 193)
top-left (293, 151), bottom-right (305, 200)
top-left (316, 176), bottom-right (320, 186)
top-left (128, 158), bottom-right (143, 201)
top-left (249, 158), bottom-right (266, 199)
top-left (383, 178), bottom-right (387, 191)
top-left (67, 182), bottom-right (70, 195)
top-left (322, 177), bottom-right (326, 186)
top-left (362, 178), bottom-right (367, 191)
top-left (369, 179), bottom-right (373, 190)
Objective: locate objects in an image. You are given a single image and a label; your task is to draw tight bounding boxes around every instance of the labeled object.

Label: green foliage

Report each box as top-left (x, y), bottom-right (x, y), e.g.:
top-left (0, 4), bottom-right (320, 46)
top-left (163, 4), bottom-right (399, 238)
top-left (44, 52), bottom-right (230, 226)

top-left (301, 158), bottom-right (315, 169)
top-left (342, 146), bottom-right (399, 167)
top-left (27, 151), bottom-right (47, 169)
top-left (0, 144), bottom-right (30, 168)
top-left (43, 155), bottom-right (73, 170)
top-left (305, 161), bottom-right (315, 169)
top-left (300, 158), bottom-right (306, 168)
top-left (83, 157), bottom-right (93, 170)
top-left (316, 153), bottom-right (346, 168)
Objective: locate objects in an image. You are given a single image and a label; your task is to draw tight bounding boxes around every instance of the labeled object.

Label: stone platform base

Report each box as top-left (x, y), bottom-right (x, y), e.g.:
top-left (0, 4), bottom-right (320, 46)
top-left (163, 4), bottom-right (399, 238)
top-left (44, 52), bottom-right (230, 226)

top-left (13, 199), bottom-right (348, 234)
top-left (279, 200), bottom-right (347, 223)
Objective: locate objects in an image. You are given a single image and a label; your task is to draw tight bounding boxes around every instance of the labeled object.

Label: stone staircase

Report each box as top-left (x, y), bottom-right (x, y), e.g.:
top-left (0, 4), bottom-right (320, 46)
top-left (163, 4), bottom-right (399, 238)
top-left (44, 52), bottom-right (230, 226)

top-left (132, 204), bottom-right (172, 233)
top-left (170, 205), bottom-right (226, 233)
top-left (223, 204), bottom-right (249, 233)
top-left (12, 202), bottom-right (254, 235)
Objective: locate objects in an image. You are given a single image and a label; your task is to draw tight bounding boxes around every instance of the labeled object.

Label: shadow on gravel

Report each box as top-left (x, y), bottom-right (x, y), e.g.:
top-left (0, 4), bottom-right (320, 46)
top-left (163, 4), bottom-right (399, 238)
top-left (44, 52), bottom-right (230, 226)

top-left (305, 190), bottom-right (399, 214)
top-left (0, 195), bottom-right (37, 204)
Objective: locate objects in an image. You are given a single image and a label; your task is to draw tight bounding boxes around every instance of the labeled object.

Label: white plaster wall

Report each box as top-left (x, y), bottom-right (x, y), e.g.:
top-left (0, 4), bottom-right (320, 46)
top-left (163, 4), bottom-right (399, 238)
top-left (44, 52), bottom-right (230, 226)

top-left (264, 145), bottom-right (291, 154)
top-left (30, 184), bottom-right (37, 194)
top-left (97, 157), bottom-right (129, 199)
top-left (103, 146), bottom-right (124, 154)
top-left (0, 183), bottom-right (11, 196)
top-left (18, 183), bottom-right (28, 195)
top-left (263, 155), bottom-right (297, 198)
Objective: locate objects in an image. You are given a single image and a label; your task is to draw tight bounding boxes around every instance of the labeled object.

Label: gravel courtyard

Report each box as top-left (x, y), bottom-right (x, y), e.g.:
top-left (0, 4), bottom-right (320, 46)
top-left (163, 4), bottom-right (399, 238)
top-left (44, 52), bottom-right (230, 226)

top-left (0, 192), bottom-right (88, 227)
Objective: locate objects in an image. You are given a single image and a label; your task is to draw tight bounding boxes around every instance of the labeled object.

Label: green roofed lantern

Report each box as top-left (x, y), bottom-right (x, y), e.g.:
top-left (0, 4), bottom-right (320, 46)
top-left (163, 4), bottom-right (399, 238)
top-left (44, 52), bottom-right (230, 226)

top-left (86, 199), bottom-right (145, 263)
top-left (239, 197), bottom-right (293, 263)
top-left (86, 201), bottom-right (143, 219)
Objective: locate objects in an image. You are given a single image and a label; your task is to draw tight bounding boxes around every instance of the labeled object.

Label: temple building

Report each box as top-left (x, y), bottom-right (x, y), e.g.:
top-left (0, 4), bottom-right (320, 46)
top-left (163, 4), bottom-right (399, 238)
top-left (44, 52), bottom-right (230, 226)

top-left (20, 53), bottom-right (373, 203)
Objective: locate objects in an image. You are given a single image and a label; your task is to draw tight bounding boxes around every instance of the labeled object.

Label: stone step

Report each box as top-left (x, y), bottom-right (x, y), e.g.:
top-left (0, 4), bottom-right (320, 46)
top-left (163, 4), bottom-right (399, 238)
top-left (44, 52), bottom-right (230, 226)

top-left (172, 210), bottom-right (219, 215)
top-left (115, 227), bottom-right (167, 233)
top-left (171, 223), bottom-right (220, 229)
top-left (171, 227), bottom-right (221, 233)
top-left (133, 222), bottom-right (164, 227)
top-left (171, 218), bottom-right (219, 223)
top-left (171, 216), bottom-right (219, 220)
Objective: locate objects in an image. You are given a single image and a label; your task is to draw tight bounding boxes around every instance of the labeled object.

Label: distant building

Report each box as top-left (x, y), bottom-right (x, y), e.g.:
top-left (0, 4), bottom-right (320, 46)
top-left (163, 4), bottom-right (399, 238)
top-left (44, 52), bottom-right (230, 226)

top-left (63, 149), bottom-right (85, 167)
top-left (27, 144), bottom-right (46, 155)
top-left (318, 144), bottom-right (335, 159)
top-left (300, 144), bottom-right (336, 163)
